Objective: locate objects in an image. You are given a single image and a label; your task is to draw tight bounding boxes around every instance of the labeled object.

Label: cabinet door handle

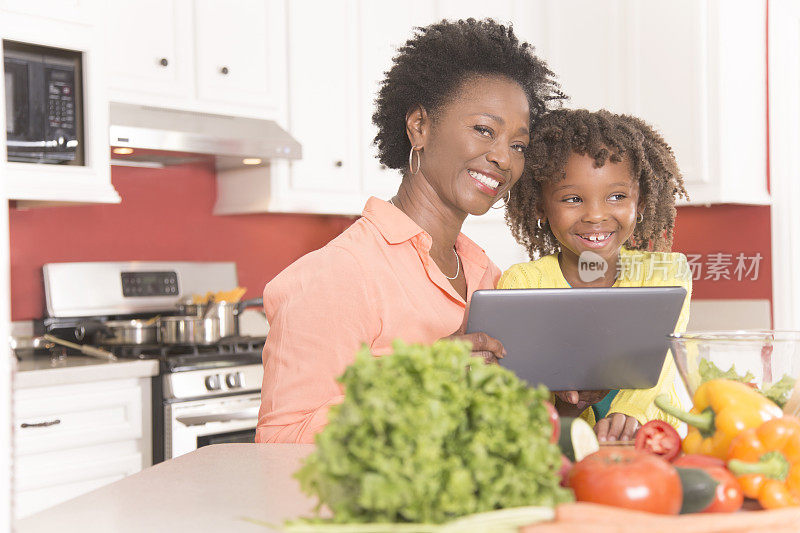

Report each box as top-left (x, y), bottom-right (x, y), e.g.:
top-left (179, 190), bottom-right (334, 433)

top-left (159, 58), bottom-right (169, 67)
top-left (220, 66), bottom-right (229, 75)
top-left (334, 160), bottom-right (343, 168)
top-left (20, 419), bottom-right (61, 428)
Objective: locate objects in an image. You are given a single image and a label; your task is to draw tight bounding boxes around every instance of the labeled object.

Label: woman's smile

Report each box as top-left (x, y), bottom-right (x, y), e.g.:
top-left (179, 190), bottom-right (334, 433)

top-left (467, 169), bottom-right (504, 196)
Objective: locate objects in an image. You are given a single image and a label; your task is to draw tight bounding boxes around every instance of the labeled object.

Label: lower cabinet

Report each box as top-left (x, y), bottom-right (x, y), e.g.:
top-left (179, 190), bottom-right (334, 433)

top-left (13, 377), bottom-right (151, 519)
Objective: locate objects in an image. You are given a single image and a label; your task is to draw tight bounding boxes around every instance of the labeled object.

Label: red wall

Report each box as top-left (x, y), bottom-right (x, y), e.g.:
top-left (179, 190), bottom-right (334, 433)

top-left (672, 205), bottom-right (772, 300)
top-left (9, 162), bottom-right (354, 321)
top-left (9, 162), bottom-right (772, 321)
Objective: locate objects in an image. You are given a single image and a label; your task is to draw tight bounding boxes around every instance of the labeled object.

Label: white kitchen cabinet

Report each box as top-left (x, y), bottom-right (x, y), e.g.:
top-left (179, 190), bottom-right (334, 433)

top-left (105, 0), bottom-right (193, 99)
top-left (222, 1), bottom-right (768, 216)
top-left (0, 0), bottom-right (95, 25)
top-left (13, 377), bottom-right (151, 519)
top-left (0, 2), bottom-right (120, 205)
top-left (107, 0), bottom-right (287, 120)
top-left (275, 0), bottom-right (362, 214)
top-left (537, 0), bottom-right (768, 206)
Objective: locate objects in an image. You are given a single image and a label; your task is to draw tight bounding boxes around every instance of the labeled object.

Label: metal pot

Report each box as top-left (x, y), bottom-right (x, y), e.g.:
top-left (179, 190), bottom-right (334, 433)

top-left (176, 297), bottom-right (263, 338)
top-left (10, 335), bottom-right (55, 359)
top-left (159, 316), bottom-right (221, 345)
top-left (97, 319), bottom-right (160, 345)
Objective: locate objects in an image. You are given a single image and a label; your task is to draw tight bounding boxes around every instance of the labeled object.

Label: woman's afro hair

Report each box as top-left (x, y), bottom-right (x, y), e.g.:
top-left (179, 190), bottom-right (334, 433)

top-left (506, 109), bottom-right (689, 257)
top-left (372, 18), bottom-right (564, 171)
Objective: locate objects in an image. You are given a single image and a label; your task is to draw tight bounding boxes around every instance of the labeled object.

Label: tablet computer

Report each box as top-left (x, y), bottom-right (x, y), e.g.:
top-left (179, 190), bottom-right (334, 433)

top-left (466, 286), bottom-right (686, 391)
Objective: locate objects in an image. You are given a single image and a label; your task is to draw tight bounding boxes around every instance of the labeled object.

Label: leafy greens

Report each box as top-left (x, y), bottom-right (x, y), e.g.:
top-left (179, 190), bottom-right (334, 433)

top-left (698, 359), bottom-right (796, 408)
top-left (294, 339), bottom-right (572, 524)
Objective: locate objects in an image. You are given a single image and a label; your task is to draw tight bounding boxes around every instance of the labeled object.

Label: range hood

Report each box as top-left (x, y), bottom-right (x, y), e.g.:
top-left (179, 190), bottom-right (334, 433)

top-left (109, 103), bottom-right (301, 170)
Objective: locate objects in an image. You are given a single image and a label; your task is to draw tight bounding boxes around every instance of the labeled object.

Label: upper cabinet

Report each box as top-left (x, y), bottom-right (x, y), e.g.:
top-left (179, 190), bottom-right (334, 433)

top-left (280, 0), bottom-right (768, 217)
top-left (0, 0), bottom-right (120, 205)
top-left (105, 0), bottom-right (194, 100)
top-left (106, 0), bottom-right (287, 120)
top-left (538, 0), bottom-right (768, 206)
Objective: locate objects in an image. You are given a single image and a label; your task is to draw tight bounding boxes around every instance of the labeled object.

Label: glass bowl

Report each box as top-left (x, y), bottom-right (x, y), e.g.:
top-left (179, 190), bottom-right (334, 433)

top-left (669, 330), bottom-right (800, 408)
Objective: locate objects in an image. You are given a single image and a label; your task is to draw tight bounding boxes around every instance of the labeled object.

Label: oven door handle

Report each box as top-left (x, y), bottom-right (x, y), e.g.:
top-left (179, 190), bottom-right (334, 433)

top-left (176, 408), bottom-right (259, 427)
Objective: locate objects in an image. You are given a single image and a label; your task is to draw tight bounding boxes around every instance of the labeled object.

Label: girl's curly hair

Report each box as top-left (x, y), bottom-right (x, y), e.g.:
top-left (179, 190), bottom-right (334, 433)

top-left (372, 18), bottom-right (564, 171)
top-left (506, 109), bottom-right (688, 258)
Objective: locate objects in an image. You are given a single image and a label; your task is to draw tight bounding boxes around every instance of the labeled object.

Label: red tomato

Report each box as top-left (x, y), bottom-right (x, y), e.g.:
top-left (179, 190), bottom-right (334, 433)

top-left (544, 401), bottom-right (559, 444)
top-left (673, 455), bottom-right (743, 513)
top-left (558, 455), bottom-right (572, 488)
top-left (568, 448), bottom-right (682, 515)
top-left (634, 420), bottom-right (682, 462)
top-left (673, 454), bottom-right (726, 469)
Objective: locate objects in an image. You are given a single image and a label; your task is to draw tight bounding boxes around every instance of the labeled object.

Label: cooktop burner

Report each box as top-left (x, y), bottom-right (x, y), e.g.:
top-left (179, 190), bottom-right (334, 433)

top-left (97, 336), bottom-right (265, 373)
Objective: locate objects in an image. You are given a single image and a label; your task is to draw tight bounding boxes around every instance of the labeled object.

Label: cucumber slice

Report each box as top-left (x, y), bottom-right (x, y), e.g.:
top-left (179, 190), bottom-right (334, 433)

top-left (558, 417), bottom-right (600, 462)
top-left (675, 467), bottom-right (719, 514)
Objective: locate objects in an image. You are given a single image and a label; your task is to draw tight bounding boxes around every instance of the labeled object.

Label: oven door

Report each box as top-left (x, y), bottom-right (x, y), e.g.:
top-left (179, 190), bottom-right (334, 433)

top-left (164, 393), bottom-right (260, 461)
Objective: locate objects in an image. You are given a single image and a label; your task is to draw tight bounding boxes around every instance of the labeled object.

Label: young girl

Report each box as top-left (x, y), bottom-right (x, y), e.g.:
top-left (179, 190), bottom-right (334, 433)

top-left (500, 109), bottom-right (691, 442)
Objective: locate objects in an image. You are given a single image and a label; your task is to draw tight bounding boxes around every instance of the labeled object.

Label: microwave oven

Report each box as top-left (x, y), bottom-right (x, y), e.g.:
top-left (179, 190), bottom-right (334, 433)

top-left (3, 41), bottom-right (83, 164)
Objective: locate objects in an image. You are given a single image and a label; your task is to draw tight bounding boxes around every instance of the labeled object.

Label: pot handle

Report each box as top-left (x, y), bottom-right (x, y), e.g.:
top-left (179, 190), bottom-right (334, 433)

top-left (235, 297), bottom-right (263, 315)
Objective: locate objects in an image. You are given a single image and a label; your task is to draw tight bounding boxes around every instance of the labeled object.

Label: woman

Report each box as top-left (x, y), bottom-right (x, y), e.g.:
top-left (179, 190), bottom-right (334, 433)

top-left (256, 19), bottom-right (563, 444)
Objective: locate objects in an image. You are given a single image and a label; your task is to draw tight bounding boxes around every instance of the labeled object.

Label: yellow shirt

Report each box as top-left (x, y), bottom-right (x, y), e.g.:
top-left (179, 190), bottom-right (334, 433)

top-left (497, 247), bottom-right (692, 427)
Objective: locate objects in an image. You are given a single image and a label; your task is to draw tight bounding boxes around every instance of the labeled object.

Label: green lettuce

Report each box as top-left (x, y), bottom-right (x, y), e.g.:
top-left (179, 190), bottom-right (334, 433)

top-left (294, 339), bottom-right (572, 524)
top-left (762, 375), bottom-right (796, 408)
top-left (698, 359), bottom-right (795, 408)
top-left (698, 359), bottom-right (755, 384)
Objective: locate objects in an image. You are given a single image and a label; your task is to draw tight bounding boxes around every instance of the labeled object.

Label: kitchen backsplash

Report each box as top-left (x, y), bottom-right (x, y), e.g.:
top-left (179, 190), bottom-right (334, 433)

top-left (9, 161), bottom-right (354, 321)
top-left (9, 162), bottom-right (772, 321)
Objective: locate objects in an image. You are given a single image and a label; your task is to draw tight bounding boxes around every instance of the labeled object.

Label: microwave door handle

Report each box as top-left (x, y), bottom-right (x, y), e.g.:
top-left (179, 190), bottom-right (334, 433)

top-left (6, 140), bottom-right (49, 147)
top-left (176, 407), bottom-right (259, 426)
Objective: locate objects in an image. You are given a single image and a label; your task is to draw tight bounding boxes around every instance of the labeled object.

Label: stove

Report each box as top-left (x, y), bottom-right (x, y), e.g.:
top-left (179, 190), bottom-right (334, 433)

top-left (38, 261), bottom-right (266, 463)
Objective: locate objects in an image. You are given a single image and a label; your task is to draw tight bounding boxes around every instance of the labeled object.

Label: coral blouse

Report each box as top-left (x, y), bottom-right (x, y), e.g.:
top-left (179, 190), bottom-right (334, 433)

top-left (256, 197), bottom-right (502, 443)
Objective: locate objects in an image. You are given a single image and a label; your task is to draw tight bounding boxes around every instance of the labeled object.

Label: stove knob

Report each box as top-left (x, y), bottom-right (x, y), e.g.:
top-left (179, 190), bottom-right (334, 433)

top-left (225, 372), bottom-right (243, 389)
top-left (204, 374), bottom-right (221, 391)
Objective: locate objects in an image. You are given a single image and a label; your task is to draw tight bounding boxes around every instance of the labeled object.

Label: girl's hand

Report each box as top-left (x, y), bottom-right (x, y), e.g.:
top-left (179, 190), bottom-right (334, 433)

top-left (595, 412), bottom-right (641, 442)
top-left (552, 390), bottom-right (610, 417)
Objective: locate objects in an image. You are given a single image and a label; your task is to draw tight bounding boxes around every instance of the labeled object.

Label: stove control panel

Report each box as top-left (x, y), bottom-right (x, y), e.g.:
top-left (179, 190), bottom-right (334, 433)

top-left (165, 365), bottom-right (263, 400)
top-left (121, 271), bottom-right (178, 297)
top-left (202, 372), bottom-right (245, 391)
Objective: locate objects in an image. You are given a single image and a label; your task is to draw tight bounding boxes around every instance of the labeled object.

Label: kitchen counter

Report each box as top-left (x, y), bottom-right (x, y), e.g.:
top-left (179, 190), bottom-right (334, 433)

top-left (14, 355), bottom-right (159, 389)
top-left (15, 444), bottom-right (317, 533)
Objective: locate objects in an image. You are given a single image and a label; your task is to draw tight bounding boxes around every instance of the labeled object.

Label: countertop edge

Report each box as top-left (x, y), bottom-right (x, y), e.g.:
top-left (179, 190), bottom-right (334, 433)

top-left (13, 357), bottom-right (159, 388)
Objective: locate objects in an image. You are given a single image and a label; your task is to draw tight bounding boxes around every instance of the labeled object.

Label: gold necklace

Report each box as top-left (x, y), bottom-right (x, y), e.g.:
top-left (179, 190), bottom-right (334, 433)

top-left (389, 197), bottom-right (461, 280)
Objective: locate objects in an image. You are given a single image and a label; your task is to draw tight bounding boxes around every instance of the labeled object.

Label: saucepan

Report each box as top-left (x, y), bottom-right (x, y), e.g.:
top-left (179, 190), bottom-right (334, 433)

top-left (176, 297), bottom-right (263, 338)
top-left (96, 318), bottom-right (160, 345)
top-left (159, 316), bottom-right (221, 345)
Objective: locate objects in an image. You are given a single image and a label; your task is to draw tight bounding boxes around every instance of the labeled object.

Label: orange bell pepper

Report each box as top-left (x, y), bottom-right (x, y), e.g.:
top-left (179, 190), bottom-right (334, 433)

top-left (727, 416), bottom-right (800, 509)
top-left (654, 379), bottom-right (783, 459)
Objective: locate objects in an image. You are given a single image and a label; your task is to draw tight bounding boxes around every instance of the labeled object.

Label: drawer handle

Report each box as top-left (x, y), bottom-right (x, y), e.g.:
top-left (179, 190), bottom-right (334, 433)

top-left (20, 419), bottom-right (61, 428)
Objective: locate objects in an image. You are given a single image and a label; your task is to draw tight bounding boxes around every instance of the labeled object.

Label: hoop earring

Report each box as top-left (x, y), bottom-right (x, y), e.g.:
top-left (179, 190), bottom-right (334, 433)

top-left (537, 218), bottom-right (545, 230)
top-left (408, 146), bottom-right (421, 175)
top-left (490, 190), bottom-right (511, 210)
top-left (637, 212), bottom-right (644, 224)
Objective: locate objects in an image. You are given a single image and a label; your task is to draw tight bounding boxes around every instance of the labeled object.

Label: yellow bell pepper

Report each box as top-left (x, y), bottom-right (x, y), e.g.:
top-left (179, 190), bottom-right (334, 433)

top-left (654, 379), bottom-right (783, 459)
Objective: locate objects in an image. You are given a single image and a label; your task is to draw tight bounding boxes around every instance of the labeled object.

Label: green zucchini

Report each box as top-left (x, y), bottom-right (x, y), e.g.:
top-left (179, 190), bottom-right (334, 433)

top-left (675, 466), bottom-right (718, 514)
top-left (558, 417), bottom-right (599, 462)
